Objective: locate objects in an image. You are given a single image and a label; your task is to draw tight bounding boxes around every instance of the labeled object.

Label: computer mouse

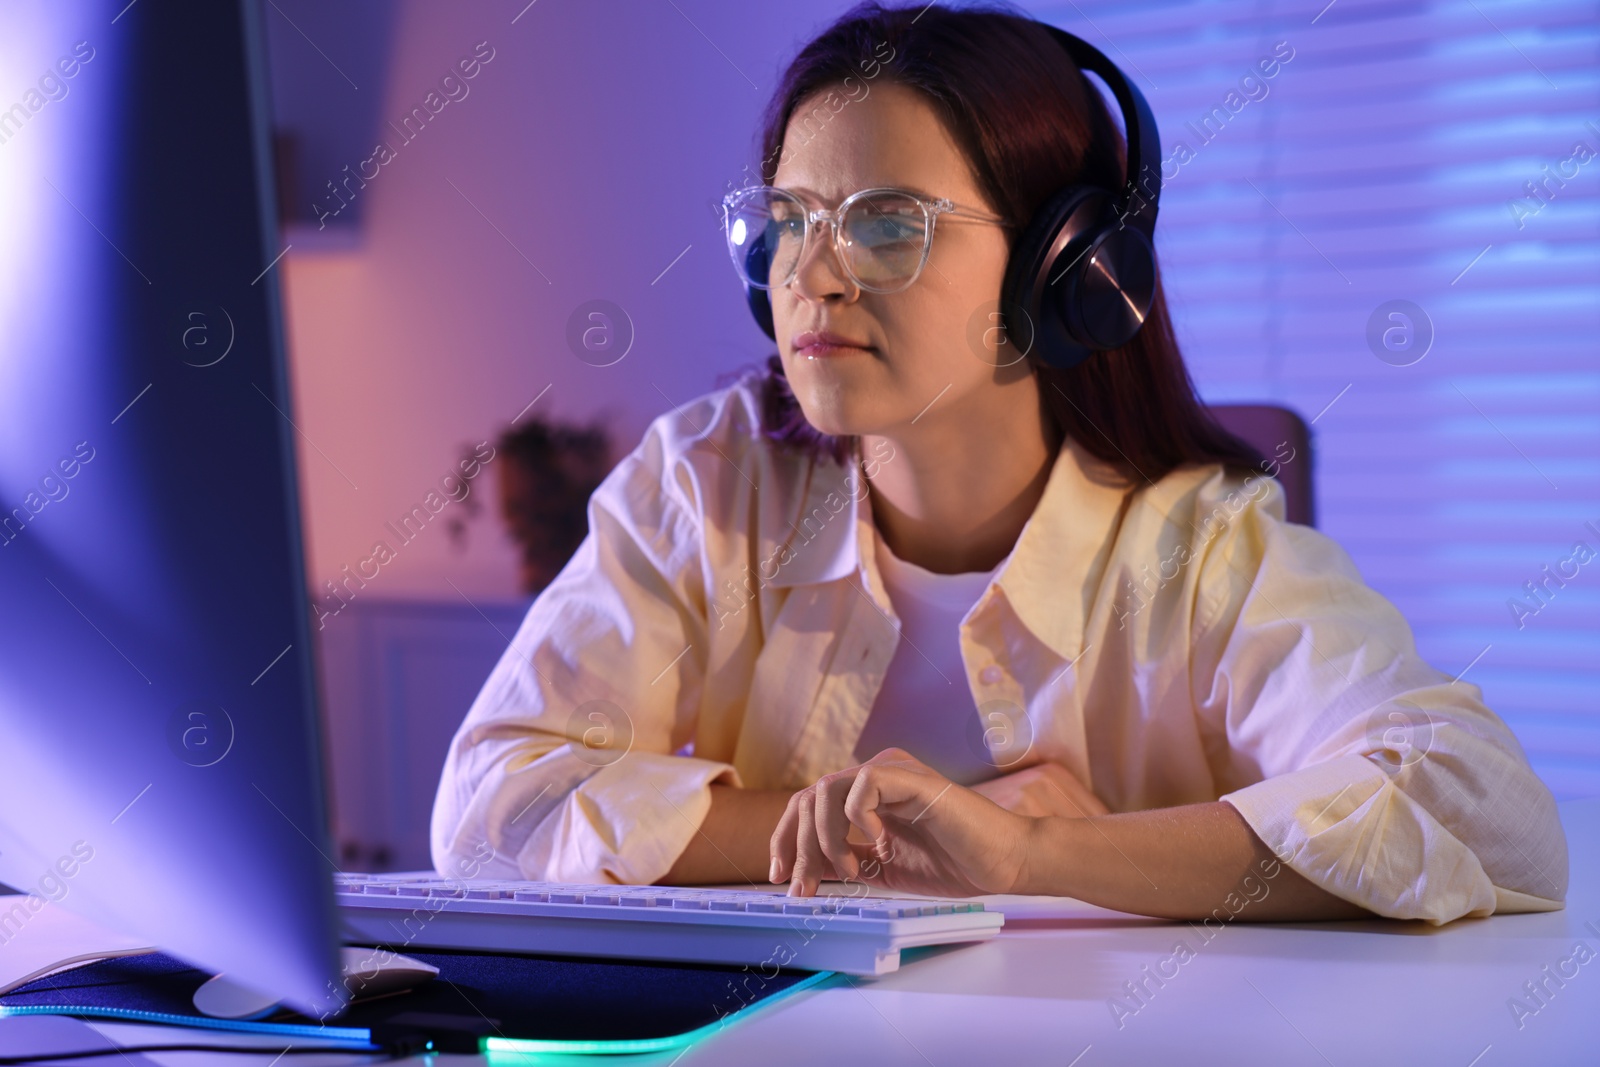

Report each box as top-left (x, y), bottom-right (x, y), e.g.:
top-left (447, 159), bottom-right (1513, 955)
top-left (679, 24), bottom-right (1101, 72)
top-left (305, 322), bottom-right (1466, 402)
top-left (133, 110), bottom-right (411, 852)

top-left (340, 945), bottom-right (442, 1002)
top-left (192, 945), bottom-right (440, 1019)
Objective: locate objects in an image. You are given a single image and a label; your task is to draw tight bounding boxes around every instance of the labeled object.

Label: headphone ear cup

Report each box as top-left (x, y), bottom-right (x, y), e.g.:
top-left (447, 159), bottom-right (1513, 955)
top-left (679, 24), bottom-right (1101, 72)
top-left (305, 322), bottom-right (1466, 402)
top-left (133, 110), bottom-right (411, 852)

top-left (742, 237), bottom-right (777, 341)
top-left (999, 185), bottom-right (1103, 370)
top-left (1001, 185), bottom-right (1157, 368)
top-left (746, 283), bottom-right (775, 341)
top-left (1065, 224), bottom-right (1155, 351)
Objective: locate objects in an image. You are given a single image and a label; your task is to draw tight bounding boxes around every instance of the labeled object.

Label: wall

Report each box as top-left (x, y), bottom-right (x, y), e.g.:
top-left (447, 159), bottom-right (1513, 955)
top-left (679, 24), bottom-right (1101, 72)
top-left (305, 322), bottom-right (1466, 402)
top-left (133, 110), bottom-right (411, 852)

top-left (268, 0), bottom-right (1599, 800)
top-left (268, 0), bottom-right (855, 606)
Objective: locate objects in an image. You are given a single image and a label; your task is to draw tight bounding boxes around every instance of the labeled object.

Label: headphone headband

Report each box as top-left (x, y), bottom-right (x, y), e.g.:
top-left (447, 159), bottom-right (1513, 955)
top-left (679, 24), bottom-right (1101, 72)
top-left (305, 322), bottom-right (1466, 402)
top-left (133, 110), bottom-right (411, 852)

top-left (1039, 26), bottom-right (1161, 236)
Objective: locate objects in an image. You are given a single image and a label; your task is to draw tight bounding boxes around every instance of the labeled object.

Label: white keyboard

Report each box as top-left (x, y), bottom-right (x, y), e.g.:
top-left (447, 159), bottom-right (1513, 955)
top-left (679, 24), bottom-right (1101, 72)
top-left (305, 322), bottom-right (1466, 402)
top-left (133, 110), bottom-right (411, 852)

top-left (334, 872), bottom-right (1004, 976)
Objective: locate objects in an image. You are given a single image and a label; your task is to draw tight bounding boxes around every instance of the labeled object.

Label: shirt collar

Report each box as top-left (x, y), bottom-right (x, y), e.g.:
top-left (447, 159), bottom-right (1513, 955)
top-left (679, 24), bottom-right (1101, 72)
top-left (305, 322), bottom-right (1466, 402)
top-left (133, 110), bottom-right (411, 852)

top-left (993, 435), bottom-right (1134, 663)
top-left (763, 434), bottom-right (1133, 662)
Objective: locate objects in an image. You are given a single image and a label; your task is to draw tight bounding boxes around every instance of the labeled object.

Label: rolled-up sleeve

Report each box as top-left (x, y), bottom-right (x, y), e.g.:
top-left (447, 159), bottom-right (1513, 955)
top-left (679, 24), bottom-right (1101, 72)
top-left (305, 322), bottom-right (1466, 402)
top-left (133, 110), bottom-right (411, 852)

top-left (430, 412), bottom-right (739, 886)
top-left (1188, 474), bottom-right (1568, 924)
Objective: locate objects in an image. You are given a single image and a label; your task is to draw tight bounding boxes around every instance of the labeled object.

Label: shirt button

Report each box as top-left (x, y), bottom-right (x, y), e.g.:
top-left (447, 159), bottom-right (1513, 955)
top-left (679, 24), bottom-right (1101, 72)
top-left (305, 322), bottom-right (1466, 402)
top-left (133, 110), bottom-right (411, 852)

top-left (979, 665), bottom-right (1003, 685)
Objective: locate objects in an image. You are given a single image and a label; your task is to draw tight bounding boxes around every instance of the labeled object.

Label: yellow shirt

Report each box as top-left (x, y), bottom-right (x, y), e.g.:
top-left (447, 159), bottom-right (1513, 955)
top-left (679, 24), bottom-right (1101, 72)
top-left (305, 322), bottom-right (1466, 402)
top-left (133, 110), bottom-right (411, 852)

top-left (431, 371), bottom-right (1568, 924)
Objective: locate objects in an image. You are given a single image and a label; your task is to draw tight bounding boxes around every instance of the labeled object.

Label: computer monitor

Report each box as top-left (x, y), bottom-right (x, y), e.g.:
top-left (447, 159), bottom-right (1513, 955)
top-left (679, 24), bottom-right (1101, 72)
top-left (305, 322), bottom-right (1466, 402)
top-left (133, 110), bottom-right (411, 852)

top-left (0, 0), bottom-right (344, 1018)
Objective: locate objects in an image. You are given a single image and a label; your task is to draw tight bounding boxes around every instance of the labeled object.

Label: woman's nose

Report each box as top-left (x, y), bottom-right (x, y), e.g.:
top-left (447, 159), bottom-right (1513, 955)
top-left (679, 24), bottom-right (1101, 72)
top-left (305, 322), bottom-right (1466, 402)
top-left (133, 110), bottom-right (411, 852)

top-left (789, 218), bottom-right (856, 303)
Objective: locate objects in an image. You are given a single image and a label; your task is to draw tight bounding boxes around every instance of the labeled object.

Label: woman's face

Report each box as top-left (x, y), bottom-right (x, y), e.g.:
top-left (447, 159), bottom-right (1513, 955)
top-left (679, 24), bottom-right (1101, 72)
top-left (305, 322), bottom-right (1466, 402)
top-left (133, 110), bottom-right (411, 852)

top-left (769, 81), bottom-right (1023, 439)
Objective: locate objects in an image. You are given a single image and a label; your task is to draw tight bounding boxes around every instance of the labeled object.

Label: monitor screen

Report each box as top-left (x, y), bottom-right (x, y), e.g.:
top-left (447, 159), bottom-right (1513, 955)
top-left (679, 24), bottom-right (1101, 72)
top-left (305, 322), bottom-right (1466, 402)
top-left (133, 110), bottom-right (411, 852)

top-left (0, 0), bottom-right (343, 1018)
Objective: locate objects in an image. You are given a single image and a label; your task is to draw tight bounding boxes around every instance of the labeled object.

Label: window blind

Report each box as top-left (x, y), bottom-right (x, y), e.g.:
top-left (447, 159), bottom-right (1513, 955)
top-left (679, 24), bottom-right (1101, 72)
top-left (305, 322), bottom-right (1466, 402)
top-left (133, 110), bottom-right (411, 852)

top-left (1030, 0), bottom-right (1600, 799)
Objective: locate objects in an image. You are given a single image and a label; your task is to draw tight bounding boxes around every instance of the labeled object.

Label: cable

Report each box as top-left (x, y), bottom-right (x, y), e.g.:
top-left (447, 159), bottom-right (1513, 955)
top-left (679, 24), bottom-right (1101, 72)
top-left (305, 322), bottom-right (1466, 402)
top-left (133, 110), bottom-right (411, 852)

top-left (0, 1038), bottom-right (425, 1065)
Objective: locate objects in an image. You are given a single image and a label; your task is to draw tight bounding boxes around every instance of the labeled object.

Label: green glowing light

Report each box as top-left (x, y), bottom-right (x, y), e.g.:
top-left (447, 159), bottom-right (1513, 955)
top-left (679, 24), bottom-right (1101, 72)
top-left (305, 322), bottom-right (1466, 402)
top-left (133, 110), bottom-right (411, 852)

top-left (482, 971), bottom-right (836, 1058)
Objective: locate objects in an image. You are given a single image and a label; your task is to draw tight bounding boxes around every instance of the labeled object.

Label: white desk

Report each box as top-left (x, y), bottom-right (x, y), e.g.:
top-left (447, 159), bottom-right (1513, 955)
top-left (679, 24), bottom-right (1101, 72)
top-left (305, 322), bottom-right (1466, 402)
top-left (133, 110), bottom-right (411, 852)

top-left (22, 798), bottom-right (1600, 1066)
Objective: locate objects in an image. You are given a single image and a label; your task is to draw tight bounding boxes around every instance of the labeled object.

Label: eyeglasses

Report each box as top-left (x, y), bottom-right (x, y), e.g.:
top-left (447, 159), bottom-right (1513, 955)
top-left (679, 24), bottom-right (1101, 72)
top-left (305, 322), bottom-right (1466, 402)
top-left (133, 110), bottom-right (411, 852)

top-left (721, 185), bottom-right (1011, 295)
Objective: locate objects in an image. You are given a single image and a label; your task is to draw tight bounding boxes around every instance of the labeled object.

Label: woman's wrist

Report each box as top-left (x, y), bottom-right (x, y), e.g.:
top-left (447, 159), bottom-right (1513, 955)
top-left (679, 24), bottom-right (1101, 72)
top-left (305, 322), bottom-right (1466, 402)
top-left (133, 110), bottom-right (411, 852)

top-left (662, 784), bottom-right (793, 885)
top-left (1010, 813), bottom-right (1084, 895)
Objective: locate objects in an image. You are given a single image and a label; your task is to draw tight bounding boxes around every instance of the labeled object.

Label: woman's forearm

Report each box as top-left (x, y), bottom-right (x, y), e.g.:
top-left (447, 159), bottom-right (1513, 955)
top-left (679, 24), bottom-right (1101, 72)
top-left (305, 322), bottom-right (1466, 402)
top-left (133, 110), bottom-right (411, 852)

top-left (1017, 801), bottom-right (1374, 921)
top-left (658, 784), bottom-right (794, 886)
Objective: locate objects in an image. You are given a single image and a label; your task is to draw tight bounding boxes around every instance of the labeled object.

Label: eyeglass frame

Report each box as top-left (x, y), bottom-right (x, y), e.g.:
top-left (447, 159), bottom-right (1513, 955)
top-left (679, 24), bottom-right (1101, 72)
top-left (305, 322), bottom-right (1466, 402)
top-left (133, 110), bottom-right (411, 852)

top-left (721, 184), bottom-right (1015, 295)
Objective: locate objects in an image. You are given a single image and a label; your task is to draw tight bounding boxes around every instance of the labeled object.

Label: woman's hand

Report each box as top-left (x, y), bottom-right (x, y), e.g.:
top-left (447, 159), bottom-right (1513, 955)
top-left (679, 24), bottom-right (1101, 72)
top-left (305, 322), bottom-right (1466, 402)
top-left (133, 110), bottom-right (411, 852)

top-left (768, 748), bottom-right (1034, 899)
top-left (969, 760), bottom-right (1108, 819)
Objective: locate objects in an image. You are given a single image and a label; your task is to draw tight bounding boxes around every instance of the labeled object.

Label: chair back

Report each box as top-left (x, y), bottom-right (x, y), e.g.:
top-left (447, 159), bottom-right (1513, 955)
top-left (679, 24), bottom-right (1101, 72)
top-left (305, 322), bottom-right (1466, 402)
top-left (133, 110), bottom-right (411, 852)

top-left (1207, 404), bottom-right (1315, 527)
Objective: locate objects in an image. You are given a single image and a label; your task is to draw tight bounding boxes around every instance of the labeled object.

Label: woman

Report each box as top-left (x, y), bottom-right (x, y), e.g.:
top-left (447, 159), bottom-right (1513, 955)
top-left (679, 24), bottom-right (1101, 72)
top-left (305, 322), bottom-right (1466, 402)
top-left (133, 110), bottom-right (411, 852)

top-left (432, 2), bottom-right (1566, 924)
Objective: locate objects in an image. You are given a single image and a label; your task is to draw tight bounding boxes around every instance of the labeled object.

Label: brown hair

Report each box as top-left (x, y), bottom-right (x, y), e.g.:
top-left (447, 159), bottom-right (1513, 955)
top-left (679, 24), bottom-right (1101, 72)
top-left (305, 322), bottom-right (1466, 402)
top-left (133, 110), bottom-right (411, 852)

top-left (742, 1), bottom-right (1263, 482)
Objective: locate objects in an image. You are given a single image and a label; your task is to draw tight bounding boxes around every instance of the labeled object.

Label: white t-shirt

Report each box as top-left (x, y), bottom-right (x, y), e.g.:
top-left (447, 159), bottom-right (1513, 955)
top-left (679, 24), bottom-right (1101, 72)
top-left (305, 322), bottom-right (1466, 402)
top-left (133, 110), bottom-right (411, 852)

top-left (851, 524), bottom-right (1003, 785)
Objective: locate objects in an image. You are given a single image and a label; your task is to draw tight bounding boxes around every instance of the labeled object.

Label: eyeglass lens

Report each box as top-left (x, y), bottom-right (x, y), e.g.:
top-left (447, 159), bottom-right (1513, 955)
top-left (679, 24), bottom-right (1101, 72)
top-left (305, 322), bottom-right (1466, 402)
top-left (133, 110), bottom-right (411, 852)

top-left (727, 189), bottom-right (931, 291)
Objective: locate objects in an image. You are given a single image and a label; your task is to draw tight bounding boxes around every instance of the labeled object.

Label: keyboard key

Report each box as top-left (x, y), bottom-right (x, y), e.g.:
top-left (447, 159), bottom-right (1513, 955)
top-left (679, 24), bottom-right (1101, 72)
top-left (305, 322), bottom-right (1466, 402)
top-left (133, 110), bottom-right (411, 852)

top-left (336, 878), bottom-right (1006, 977)
top-left (346, 879), bottom-right (981, 922)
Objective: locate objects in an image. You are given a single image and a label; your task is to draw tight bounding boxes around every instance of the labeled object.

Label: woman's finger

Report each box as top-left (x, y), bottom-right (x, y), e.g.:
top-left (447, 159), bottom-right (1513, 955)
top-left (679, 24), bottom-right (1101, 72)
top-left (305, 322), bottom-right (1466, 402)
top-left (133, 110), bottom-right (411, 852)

top-left (789, 789), bottom-right (827, 897)
top-left (813, 771), bottom-right (860, 882)
top-left (845, 841), bottom-right (886, 883)
top-left (769, 790), bottom-right (803, 884)
top-left (843, 764), bottom-right (889, 849)
top-left (864, 746), bottom-right (920, 770)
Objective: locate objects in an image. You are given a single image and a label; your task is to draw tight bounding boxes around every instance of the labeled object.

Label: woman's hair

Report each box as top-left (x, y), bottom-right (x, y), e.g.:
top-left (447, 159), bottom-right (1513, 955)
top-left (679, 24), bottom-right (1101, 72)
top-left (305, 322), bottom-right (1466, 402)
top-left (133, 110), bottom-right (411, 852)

top-left (739, 0), bottom-right (1264, 482)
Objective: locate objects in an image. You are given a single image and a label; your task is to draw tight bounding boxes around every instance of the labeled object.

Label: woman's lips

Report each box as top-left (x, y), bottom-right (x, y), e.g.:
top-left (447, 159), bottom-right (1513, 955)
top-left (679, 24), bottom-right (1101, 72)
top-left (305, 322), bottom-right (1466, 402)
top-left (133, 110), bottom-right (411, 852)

top-left (797, 341), bottom-right (872, 357)
top-left (792, 330), bottom-right (873, 358)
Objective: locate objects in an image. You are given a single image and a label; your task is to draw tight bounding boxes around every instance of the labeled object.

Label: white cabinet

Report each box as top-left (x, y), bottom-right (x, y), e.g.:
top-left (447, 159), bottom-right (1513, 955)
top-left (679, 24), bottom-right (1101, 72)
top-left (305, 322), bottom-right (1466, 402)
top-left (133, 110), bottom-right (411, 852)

top-left (315, 596), bottom-right (531, 872)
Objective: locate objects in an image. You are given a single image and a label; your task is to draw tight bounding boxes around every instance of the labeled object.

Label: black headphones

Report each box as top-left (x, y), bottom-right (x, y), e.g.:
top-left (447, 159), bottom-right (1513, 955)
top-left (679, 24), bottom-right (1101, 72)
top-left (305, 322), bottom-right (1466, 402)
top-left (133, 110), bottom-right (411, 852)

top-left (741, 24), bottom-right (1161, 371)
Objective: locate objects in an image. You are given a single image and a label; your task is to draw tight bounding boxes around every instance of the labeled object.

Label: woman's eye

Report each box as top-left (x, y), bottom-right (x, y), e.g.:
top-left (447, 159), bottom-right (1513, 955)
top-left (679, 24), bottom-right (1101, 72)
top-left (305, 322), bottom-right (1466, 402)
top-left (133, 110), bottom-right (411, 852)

top-left (858, 216), bottom-right (920, 244)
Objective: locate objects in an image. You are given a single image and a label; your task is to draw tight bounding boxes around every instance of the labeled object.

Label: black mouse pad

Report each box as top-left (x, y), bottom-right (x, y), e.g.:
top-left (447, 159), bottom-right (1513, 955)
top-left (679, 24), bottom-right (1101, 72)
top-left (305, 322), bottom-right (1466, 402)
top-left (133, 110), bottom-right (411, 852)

top-left (0, 948), bottom-right (833, 1055)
